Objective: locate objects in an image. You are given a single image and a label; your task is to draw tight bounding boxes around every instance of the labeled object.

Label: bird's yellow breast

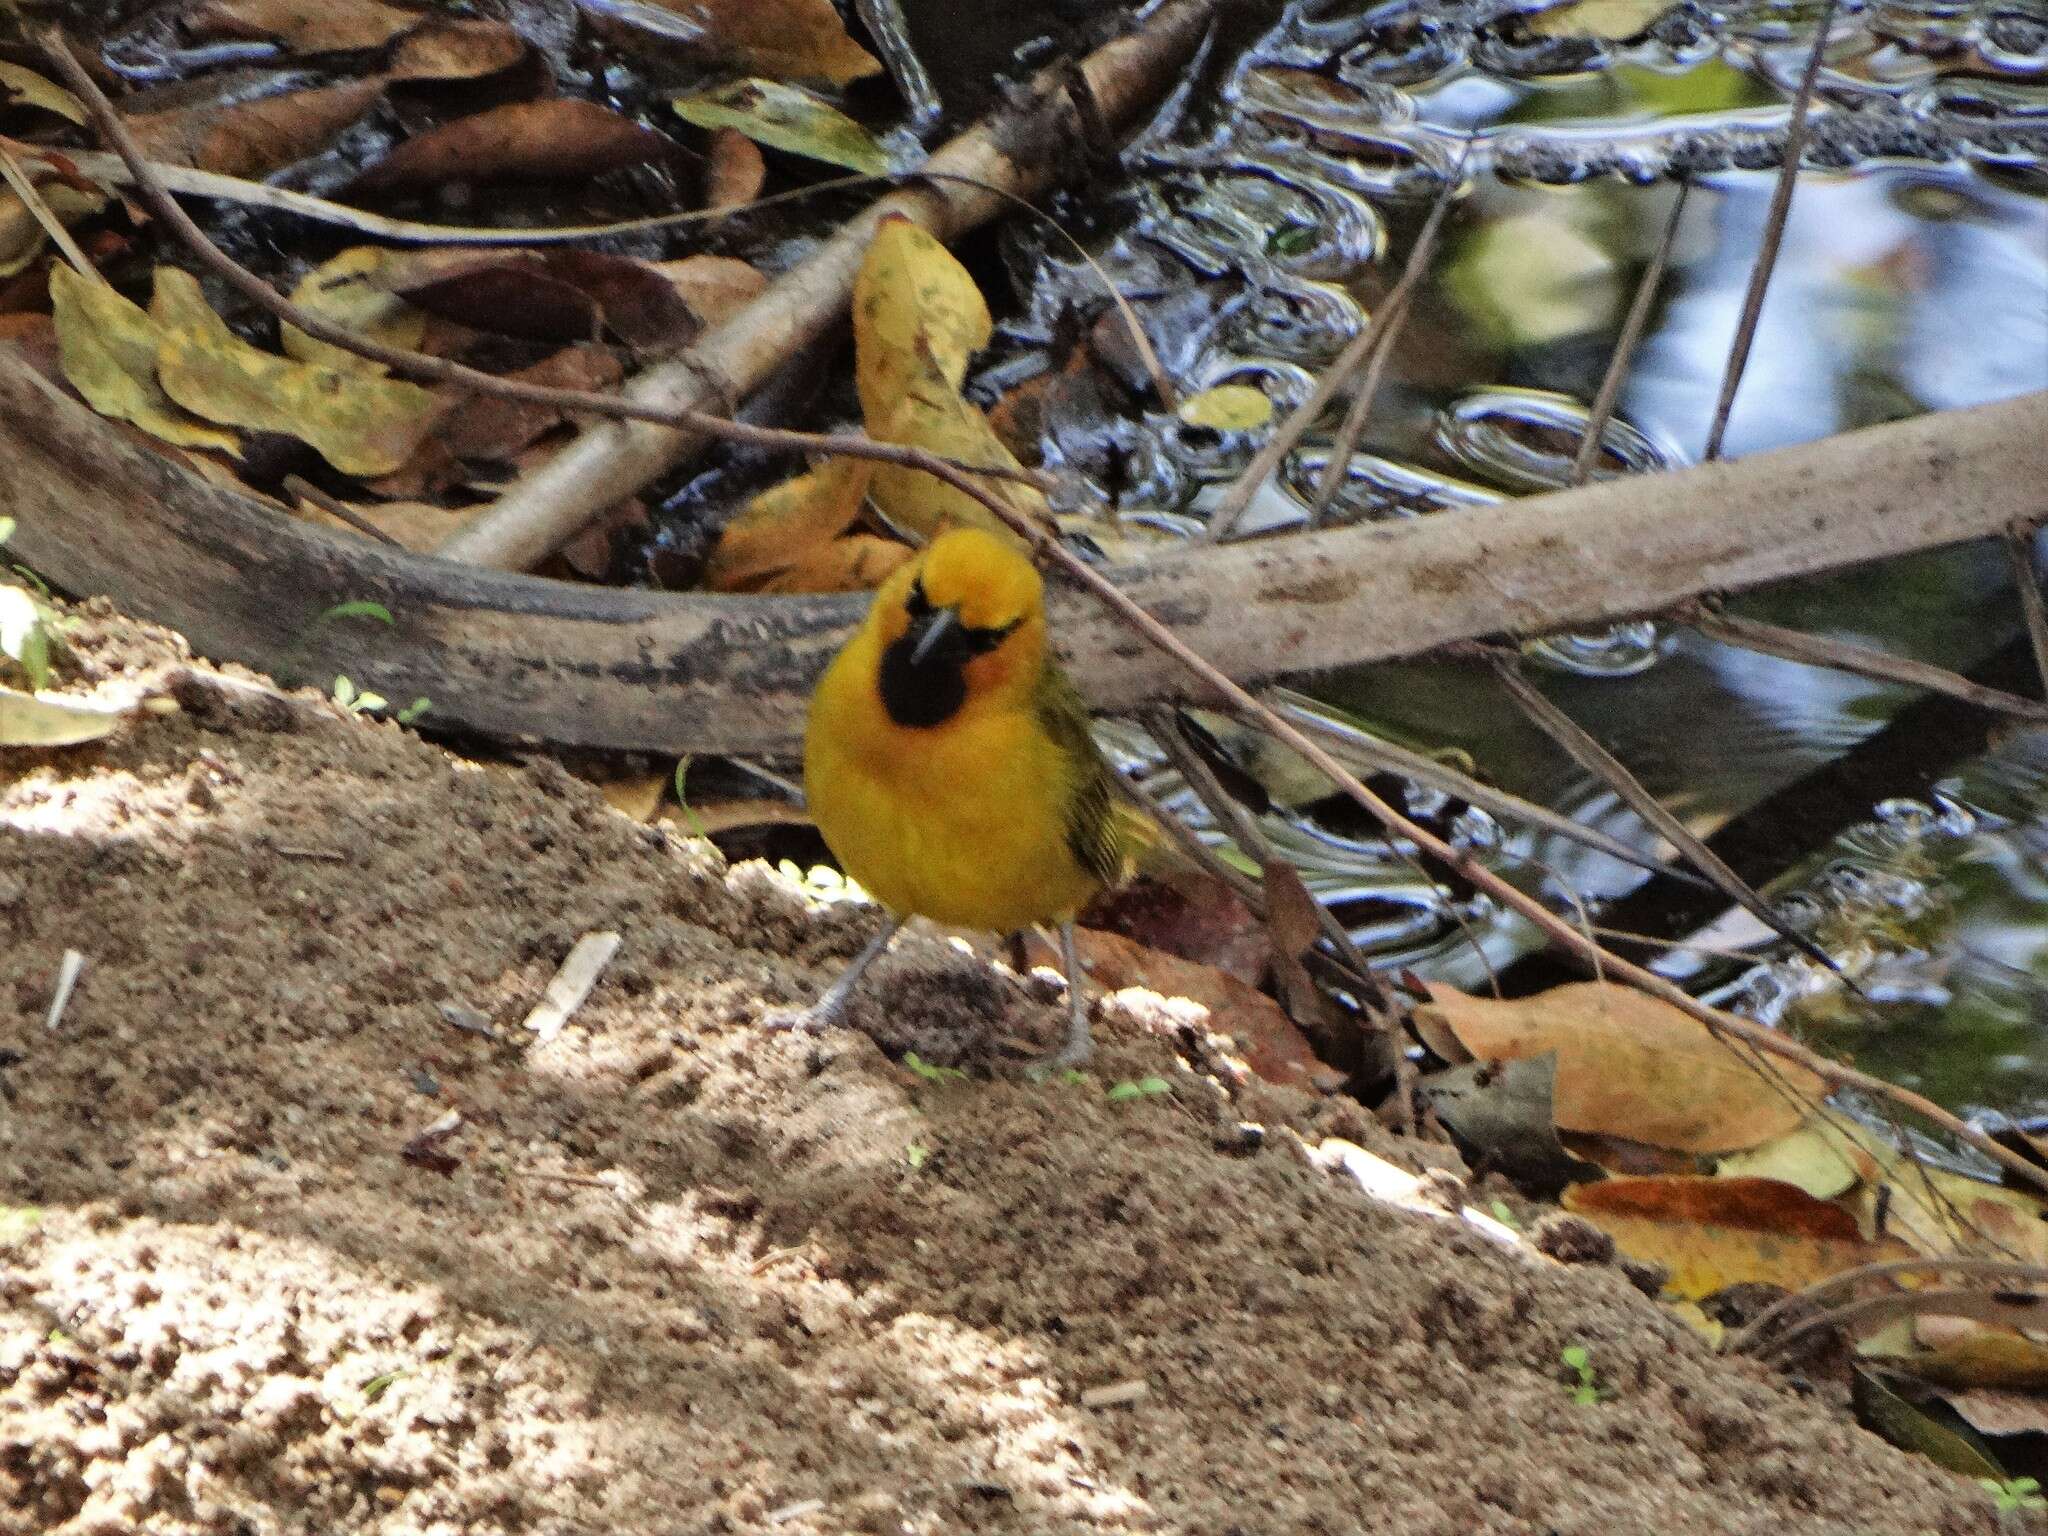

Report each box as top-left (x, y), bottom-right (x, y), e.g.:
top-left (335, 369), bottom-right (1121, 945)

top-left (804, 635), bottom-right (1103, 934)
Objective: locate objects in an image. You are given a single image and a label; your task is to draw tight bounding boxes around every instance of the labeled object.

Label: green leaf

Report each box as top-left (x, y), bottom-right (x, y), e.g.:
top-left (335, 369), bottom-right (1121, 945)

top-left (49, 264), bottom-right (242, 453)
top-left (1176, 384), bottom-right (1274, 432)
top-left (673, 79), bottom-right (894, 175)
top-left (395, 697), bottom-right (432, 725)
top-left (353, 691), bottom-right (388, 714)
top-left (903, 1051), bottom-right (965, 1083)
top-left (318, 600), bottom-right (395, 626)
top-left (906, 1143), bottom-right (929, 1170)
top-left (332, 675), bottom-right (356, 707)
top-left (1106, 1077), bottom-right (1171, 1103)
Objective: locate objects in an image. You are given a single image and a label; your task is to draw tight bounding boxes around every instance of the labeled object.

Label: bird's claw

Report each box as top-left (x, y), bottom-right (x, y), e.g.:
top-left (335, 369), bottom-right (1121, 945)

top-left (761, 1002), bottom-right (843, 1036)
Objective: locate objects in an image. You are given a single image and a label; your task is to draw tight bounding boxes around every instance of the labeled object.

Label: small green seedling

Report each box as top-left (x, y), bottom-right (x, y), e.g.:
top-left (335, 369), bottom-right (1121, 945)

top-left (903, 1052), bottom-right (965, 1083)
top-left (670, 755), bottom-right (712, 840)
top-left (1982, 1477), bottom-right (2046, 1514)
top-left (395, 697), bottom-right (431, 725)
top-left (318, 600), bottom-right (396, 627)
top-left (0, 517), bottom-right (14, 545)
top-left (1489, 1200), bottom-right (1520, 1230)
top-left (906, 1143), bottom-right (930, 1170)
top-left (1059, 1068), bottom-right (1087, 1086)
top-left (331, 675), bottom-right (388, 715)
top-left (361, 1369), bottom-right (408, 1403)
top-left (1106, 1076), bottom-right (1172, 1103)
top-left (1560, 1345), bottom-right (1609, 1406)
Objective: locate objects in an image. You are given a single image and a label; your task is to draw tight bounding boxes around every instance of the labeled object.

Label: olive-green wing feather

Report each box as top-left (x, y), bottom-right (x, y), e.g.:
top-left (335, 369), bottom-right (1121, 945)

top-left (1032, 660), bottom-right (1137, 890)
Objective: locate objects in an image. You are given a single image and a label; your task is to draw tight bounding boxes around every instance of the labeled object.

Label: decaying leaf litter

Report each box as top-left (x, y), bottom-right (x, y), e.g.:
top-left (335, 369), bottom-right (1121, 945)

top-left (3, 0), bottom-right (2048, 1525)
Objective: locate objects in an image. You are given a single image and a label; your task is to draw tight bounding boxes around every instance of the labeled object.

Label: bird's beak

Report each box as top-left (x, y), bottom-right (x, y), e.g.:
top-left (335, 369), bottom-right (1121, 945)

top-left (908, 605), bottom-right (960, 667)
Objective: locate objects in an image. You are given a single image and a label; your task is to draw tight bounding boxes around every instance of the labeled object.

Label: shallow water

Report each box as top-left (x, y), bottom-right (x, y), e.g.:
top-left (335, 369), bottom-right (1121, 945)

top-left (987, 0), bottom-right (2048, 1116)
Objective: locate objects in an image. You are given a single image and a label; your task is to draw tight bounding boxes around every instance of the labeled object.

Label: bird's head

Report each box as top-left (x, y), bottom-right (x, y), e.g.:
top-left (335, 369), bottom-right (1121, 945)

top-left (868, 527), bottom-right (1044, 729)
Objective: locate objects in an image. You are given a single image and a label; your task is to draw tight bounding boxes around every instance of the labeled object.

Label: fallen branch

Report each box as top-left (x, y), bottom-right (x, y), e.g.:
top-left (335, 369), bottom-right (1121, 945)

top-left (2, 354), bottom-right (2040, 758)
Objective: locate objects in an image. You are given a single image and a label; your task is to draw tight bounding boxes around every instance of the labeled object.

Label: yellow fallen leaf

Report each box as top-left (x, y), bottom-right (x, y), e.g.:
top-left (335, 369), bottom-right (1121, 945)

top-left (1563, 1175), bottom-right (1915, 1300)
top-left (867, 352), bottom-right (1051, 545)
top-left (853, 216), bottom-right (992, 413)
top-left (150, 267), bottom-right (441, 477)
top-left (0, 61), bottom-right (86, 124)
top-left (281, 246), bottom-right (427, 373)
top-left (1526, 0), bottom-right (1674, 39)
top-left (0, 181), bottom-right (108, 281)
top-left (1177, 383), bottom-right (1274, 431)
top-left (0, 687), bottom-right (125, 747)
top-left (49, 264), bottom-right (241, 454)
top-left (1419, 981), bottom-right (1824, 1155)
top-left (760, 533), bottom-right (915, 594)
top-left (1715, 1111), bottom-right (1878, 1200)
top-left (705, 456), bottom-right (876, 592)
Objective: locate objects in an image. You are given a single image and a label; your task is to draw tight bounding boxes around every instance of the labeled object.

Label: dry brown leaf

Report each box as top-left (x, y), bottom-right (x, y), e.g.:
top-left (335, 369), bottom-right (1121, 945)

top-left (1049, 928), bottom-right (1343, 1094)
top-left (1563, 1176), bottom-right (1916, 1300)
top-left (1418, 980), bottom-right (1824, 1154)
top-left (184, 0), bottom-right (421, 54)
top-left (436, 344), bottom-right (623, 463)
top-left (654, 255), bottom-right (767, 329)
top-left (703, 127), bottom-right (766, 210)
top-left (128, 78), bottom-right (386, 177)
top-left (351, 100), bottom-right (680, 192)
top-left (386, 18), bottom-right (534, 81)
top-left (584, 0), bottom-right (881, 86)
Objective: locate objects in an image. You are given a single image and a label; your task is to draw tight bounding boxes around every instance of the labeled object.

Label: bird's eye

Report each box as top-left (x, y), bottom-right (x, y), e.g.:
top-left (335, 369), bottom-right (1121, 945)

top-left (904, 578), bottom-right (932, 618)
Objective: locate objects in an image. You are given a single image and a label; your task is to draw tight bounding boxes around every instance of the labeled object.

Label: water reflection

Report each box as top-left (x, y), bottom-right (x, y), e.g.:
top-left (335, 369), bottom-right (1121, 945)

top-left (988, 0), bottom-right (2048, 1110)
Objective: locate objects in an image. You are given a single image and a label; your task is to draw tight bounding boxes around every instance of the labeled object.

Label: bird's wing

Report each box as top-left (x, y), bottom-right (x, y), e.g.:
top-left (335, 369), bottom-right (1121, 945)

top-left (1032, 662), bottom-right (1130, 890)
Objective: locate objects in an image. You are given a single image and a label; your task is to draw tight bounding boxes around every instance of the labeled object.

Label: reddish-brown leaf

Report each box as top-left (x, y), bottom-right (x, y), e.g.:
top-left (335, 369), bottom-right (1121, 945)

top-left (350, 99), bottom-right (680, 192)
top-left (127, 79), bottom-right (386, 177)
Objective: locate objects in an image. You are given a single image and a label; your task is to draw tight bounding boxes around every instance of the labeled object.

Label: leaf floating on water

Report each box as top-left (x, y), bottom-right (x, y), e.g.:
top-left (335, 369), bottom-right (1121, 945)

top-left (0, 61), bottom-right (86, 125)
top-left (585, 0), bottom-right (881, 86)
top-left (1177, 383), bottom-right (1274, 431)
top-left (1524, 0), bottom-right (1676, 39)
top-left (1563, 1175), bottom-right (1916, 1300)
top-left (281, 247), bottom-right (429, 374)
top-left (49, 264), bottom-right (242, 454)
top-left (1417, 980), bottom-right (1824, 1154)
top-left (0, 687), bottom-right (125, 748)
top-left (351, 99), bottom-right (681, 193)
top-left (673, 80), bottom-right (894, 176)
top-left (150, 267), bottom-right (440, 477)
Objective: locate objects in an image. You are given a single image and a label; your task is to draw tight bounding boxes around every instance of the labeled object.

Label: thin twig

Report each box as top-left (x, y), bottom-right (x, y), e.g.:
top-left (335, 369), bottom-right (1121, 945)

top-left (2006, 521), bottom-right (2048, 698)
top-left (1013, 506), bottom-right (2048, 1192)
top-left (283, 475), bottom-right (404, 549)
top-left (1732, 1256), bottom-right (2048, 1354)
top-left (1305, 156), bottom-right (1467, 526)
top-left (1486, 649), bottom-right (1847, 979)
top-left (37, 31), bottom-right (1053, 512)
top-left (1702, 0), bottom-right (1838, 462)
top-left (1692, 603), bottom-right (2048, 725)
top-left (1571, 183), bottom-right (1691, 487)
top-left (1142, 706), bottom-right (1380, 987)
top-left (1206, 152), bottom-right (1468, 542)
top-left (1260, 686), bottom-right (1703, 883)
top-left (0, 140), bottom-right (97, 277)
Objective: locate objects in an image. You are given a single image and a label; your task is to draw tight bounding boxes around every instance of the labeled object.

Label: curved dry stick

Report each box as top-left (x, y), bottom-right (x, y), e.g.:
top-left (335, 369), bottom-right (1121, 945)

top-left (1733, 1256), bottom-right (2048, 1355)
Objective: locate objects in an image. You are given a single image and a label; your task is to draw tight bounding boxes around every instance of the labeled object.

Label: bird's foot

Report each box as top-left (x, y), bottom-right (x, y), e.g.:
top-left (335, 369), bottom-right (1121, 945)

top-left (1023, 1000), bottom-right (1094, 1080)
top-left (760, 997), bottom-right (849, 1036)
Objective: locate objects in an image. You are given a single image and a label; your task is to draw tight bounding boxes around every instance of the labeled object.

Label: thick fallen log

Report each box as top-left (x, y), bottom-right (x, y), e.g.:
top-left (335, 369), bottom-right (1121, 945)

top-left (2, 349), bottom-right (2040, 757)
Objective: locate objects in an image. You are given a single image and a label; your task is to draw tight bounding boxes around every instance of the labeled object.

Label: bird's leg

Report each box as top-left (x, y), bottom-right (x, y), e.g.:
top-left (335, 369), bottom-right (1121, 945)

top-left (1029, 919), bottom-right (1095, 1073)
top-left (765, 915), bottom-right (903, 1035)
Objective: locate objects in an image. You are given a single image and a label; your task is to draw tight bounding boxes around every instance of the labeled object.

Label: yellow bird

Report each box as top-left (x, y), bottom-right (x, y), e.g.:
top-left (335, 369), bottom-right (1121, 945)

top-left (778, 526), bottom-right (1137, 1068)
